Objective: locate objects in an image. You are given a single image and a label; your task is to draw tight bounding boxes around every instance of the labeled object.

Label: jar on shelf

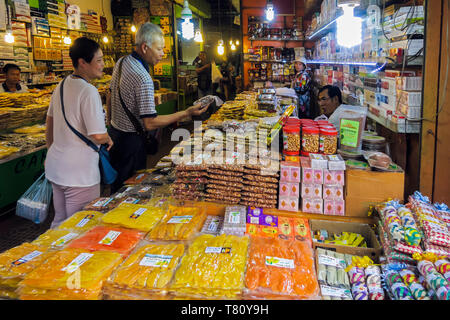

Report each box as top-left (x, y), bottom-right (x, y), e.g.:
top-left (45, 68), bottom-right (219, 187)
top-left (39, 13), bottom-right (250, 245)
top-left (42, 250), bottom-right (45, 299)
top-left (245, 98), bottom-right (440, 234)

top-left (283, 125), bottom-right (301, 155)
top-left (302, 126), bottom-right (320, 153)
top-left (319, 128), bottom-right (338, 155)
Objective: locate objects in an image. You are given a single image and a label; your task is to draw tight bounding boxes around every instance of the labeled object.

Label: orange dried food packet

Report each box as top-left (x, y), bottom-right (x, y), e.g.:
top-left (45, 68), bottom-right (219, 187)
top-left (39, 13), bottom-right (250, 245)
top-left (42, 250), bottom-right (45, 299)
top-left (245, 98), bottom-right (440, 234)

top-left (147, 205), bottom-right (206, 241)
top-left (101, 203), bottom-right (166, 232)
top-left (244, 237), bottom-right (320, 300)
top-left (31, 229), bottom-right (81, 250)
top-left (106, 243), bottom-right (184, 297)
top-left (124, 172), bottom-right (149, 185)
top-left (67, 226), bottom-right (144, 257)
top-left (19, 248), bottom-right (123, 299)
top-left (57, 210), bottom-right (103, 232)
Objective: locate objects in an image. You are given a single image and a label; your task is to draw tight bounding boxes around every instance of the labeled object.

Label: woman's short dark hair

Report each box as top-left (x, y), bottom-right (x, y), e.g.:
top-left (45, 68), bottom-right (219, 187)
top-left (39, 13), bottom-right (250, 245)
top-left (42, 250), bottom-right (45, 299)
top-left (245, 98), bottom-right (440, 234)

top-left (69, 37), bottom-right (100, 68)
top-left (319, 85), bottom-right (342, 104)
top-left (3, 63), bottom-right (21, 74)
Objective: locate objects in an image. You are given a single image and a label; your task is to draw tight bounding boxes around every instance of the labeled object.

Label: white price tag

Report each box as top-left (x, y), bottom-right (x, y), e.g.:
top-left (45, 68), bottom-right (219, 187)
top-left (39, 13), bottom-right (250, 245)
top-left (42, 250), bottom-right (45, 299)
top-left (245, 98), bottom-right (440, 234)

top-left (139, 254), bottom-right (172, 268)
top-left (62, 253), bottom-right (94, 273)
top-left (167, 215), bottom-right (193, 224)
top-left (12, 250), bottom-right (43, 266)
top-left (265, 256), bottom-right (295, 269)
top-left (98, 231), bottom-right (121, 245)
top-left (51, 233), bottom-right (78, 247)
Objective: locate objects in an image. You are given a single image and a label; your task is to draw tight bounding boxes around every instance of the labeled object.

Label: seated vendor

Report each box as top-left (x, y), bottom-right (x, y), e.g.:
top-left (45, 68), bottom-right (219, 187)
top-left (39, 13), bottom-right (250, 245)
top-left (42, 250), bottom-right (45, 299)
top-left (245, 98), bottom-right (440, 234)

top-left (315, 85), bottom-right (343, 128)
top-left (0, 63), bottom-right (29, 93)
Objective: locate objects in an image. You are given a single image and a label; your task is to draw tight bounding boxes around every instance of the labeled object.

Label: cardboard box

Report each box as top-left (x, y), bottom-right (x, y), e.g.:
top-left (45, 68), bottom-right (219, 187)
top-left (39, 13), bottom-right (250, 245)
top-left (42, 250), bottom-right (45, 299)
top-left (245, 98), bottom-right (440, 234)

top-left (310, 219), bottom-right (382, 261)
top-left (345, 169), bottom-right (404, 218)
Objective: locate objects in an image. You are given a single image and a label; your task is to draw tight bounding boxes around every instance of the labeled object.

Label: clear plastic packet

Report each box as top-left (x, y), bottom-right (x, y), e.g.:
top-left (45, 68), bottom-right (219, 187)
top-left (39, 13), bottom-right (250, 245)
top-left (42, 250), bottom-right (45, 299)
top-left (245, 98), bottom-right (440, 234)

top-left (363, 151), bottom-right (392, 171)
top-left (56, 211), bottom-right (104, 233)
top-left (67, 226), bottom-right (144, 257)
top-left (0, 243), bottom-right (55, 299)
top-left (31, 229), bottom-right (81, 250)
top-left (18, 248), bottom-right (123, 300)
top-left (333, 105), bottom-right (367, 153)
top-left (201, 216), bottom-right (224, 236)
top-left (244, 236), bottom-right (321, 300)
top-left (83, 197), bottom-right (122, 213)
top-left (222, 206), bottom-right (247, 236)
top-left (146, 205), bottom-right (207, 241)
top-left (102, 240), bottom-right (185, 299)
top-left (170, 234), bottom-right (249, 299)
top-left (101, 203), bottom-right (166, 232)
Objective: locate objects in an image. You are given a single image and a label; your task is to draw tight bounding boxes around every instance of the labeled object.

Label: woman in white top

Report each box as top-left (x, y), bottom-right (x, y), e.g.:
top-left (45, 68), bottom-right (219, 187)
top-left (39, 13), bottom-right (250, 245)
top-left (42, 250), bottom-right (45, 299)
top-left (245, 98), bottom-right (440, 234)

top-left (45, 37), bottom-right (113, 228)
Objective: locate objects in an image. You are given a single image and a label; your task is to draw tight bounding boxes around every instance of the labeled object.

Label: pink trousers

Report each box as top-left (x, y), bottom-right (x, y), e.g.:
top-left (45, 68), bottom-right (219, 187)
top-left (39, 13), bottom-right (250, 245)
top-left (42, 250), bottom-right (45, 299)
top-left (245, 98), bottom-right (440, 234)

top-left (50, 182), bottom-right (100, 228)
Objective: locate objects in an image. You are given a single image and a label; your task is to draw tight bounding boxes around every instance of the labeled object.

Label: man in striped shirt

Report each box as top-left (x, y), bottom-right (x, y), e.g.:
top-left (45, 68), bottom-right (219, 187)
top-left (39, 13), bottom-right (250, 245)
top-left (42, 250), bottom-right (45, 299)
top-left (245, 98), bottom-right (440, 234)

top-left (108, 22), bottom-right (207, 192)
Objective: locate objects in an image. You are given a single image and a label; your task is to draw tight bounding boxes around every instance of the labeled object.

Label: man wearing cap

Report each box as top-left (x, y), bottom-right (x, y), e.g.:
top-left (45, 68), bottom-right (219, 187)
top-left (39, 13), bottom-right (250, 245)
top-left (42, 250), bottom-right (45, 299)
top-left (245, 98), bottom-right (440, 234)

top-left (291, 57), bottom-right (312, 118)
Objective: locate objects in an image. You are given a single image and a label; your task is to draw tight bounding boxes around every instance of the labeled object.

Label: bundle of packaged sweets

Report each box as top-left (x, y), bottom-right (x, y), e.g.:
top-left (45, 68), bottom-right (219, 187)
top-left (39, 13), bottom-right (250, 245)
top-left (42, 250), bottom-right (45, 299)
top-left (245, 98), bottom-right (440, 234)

top-left (316, 248), bottom-right (352, 300)
top-left (101, 203), bottom-right (166, 232)
top-left (103, 242), bottom-right (185, 300)
top-left (68, 226), bottom-right (144, 257)
top-left (377, 219), bottom-right (416, 265)
top-left (415, 256), bottom-right (450, 300)
top-left (18, 248), bottom-right (123, 300)
top-left (345, 256), bottom-right (385, 300)
top-left (382, 262), bottom-right (432, 300)
top-left (31, 229), bottom-right (81, 250)
top-left (147, 205), bottom-right (206, 241)
top-left (56, 211), bottom-right (103, 233)
top-left (244, 236), bottom-right (320, 300)
top-left (409, 192), bottom-right (450, 257)
top-left (201, 215), bottom-right (224, 236)
top-left (378, 201), bottom-right (423, 256)
top-left (170, 234), bottom-right (249, 299)
top-left (0, 243), bottom-right (54, 299)
top-left (221, 205), bottom-right (247, 236)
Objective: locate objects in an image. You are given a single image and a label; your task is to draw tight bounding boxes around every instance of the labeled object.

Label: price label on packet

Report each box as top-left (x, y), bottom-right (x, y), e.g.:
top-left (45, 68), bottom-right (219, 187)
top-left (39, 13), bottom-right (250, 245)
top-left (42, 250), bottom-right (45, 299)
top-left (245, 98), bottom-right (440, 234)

top-left (167, 215), bottom-right (193, 224)
top-left (98, 231), bottom-right (121, 245)
top-left (11, 250), bottom-right (43, 266)
top-left (129, 208), bottom-right (147, 219)
top-left (75, 214), bottom-right (95, 228)
top-left (205, 247), bottom-right (232, 254)
top-left (320, 285), bottom-right (352, 299)
top-left (265, 256), bottom-right (295, 269)
top-left (51, 233), bottom-right (79, 247)
top-left (207, 218), bottom-right (221, 232)
top-left (139, 254), bottom-right (172, 268)
top-left (229, 212), bottom-right (241, 224)
top-left (318, 254), bottom-right (346, 269)
top-left (62, 253), bottom-right (94, 274)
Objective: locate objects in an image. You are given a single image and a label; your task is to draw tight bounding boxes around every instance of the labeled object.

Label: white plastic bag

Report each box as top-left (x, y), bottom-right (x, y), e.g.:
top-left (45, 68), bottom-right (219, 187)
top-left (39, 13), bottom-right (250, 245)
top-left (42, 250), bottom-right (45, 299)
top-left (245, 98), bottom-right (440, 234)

top-left (211, 61), bottom-right (223, 83)
top-left (16, 173), bottom-right (53, 224)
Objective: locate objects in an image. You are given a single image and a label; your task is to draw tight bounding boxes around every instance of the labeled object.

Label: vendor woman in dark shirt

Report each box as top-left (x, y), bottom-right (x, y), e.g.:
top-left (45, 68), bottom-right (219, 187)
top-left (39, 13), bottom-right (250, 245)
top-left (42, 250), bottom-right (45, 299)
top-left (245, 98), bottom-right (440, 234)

top-left (0, 63), bottom-right (28, 93)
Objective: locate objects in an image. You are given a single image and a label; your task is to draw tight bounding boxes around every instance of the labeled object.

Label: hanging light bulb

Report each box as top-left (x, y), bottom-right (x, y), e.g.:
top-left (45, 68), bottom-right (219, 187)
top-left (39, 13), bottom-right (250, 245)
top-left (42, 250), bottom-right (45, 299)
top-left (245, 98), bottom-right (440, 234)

top-left (181, 0), bottom-right (194, 40)
top-left (231, 43), bottom-right (236, 51)
top-left (63, 35), bottom-right (72, 45)
top-left (229, 40), bottom-right (233, 45)
top-left (235, 40), bottom-right (239, 46)
top-left (336, 4), bottom-right (362, 48)
top-left (265, 1), bottom-right (275, 21)
top-left (4, 30), bottom-right (14, 44)
top-left (131, 25), bottom-right (137, 33)
top-left (194, 29), bottom-right (203, 43)
top-left (102, 36), bottom-right (109, 43)
top-left (217, 39), bottom-right (224, 55)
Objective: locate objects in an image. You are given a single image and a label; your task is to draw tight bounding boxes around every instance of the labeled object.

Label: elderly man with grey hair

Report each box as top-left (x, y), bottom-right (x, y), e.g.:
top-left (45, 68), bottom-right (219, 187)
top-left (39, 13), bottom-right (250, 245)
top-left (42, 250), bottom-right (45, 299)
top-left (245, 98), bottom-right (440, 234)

top-left (107, 22), bottom-right (207, 192)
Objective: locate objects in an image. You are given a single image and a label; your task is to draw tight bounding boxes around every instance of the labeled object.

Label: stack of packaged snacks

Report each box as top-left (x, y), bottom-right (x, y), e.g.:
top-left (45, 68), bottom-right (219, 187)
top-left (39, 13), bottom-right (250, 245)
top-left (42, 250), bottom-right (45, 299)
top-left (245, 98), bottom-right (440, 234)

top-left (300, 156), bottom-right (324, 214)
top-left (322, 155), bottom-right (346, 216)
top-left (201, 216), bottom-right (224, 236)
top-left (172, 163), bottom-right (208, 201)
top-left (31, 229), bottom-right (81, 250)
top-left (170, 234), bottom-right (249, 299)
top-left (278, 161), bottom-right (300, 212)
top-left (102, 242), bottom-right (185, 300)
top-left (244, 237), bottom-right (320, 300)
top-left (382, 263), bottom-right (432, 300)
top-left (18, 249), bottom-right (123, 300)
top-left (221, 206), bottom-right (247, 236)
top-left (67, 226), bottom-right (144, 258)
top-left (378, 202), bottom-right (423, 261)
top-left (246, 207), bottom-right (312, 244)
top-left (146, 205), bottom-right (206, 241)
top-left (416, 258), bottom-right (450, 300)
top-left (241, 164), bottom-right (279, 209)
top-left (205, 164), bottom-right (244, 205)
top-left (345, 256), bottom-right (385, 300)
top-left (316, 248), bottom-right (352, 300)
top-left (56, 211), bottom-right (104, 233)
top-left (0, 243), bottom-right (54, 299)
top-left (101, 203), bottom-right (166, 233)
top-left (409, 192), bottom-right (450, 257)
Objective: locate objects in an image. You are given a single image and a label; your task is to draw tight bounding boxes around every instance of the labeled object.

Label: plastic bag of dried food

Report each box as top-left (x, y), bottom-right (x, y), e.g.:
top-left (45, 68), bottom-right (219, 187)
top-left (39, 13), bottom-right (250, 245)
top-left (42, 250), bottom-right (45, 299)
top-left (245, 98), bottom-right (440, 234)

top-left (333, 105), bottom-right (367, 153)
top-left (363, 151), bottom-right (392, 171)
top-left (101, 203), bottom-right (166, 232)
top-left (31, 229), bottom-right (81, 250)
top-left (244, 237), bottom-right (320, 300)
top-left (0, 243), bottom-right (54, 299)
top-left (146, 205), bottom-right (206, 241)
top-left (57, 211), bottom-right (103, 232)
top-left (83, 197), bottom-right (121, 212)
top-left (103, 242), bottom-right (185, 299)
top-left (18, 248), bottom-right (123, 300)
top-left (170, 234), bottom-right (249, 299)
top-left (68, 226), bottom-right (144, 257)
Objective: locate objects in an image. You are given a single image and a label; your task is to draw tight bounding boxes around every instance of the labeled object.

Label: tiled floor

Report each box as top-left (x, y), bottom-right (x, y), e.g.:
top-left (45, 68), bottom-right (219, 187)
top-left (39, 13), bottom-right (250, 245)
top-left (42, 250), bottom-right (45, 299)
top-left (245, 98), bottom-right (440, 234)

top-left (0, 125), bottom-right (185, 253)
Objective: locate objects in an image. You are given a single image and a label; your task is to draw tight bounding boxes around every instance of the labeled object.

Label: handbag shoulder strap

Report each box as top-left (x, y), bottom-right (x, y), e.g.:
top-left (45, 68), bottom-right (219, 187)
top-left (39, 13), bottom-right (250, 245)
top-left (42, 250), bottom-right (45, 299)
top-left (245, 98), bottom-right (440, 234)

top-left (59, 77), bottom-right (99, 153)
top-left (117, 57), bottom-right (146, 136)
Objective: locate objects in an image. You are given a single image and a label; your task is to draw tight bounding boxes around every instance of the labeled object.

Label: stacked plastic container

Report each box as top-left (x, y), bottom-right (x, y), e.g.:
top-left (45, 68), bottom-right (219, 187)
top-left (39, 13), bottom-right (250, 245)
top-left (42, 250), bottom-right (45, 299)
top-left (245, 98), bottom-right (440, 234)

top-left (278, 161), bottom-right (301, 212)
